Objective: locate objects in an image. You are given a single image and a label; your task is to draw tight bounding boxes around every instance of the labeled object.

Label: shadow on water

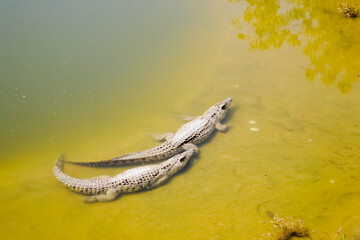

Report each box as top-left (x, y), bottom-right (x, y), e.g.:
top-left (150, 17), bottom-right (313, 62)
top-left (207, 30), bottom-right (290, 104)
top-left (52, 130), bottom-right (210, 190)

top-left (222, 104), bottom-right (238, 125)
top-left (230, 0), bottom-right (360, 93)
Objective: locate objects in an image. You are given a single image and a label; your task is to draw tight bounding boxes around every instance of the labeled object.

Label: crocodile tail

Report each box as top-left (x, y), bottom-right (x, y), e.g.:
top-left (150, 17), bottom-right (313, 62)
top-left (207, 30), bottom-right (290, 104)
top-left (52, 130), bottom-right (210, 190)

top-left (65, 159), bottom-right (139, 168)
top-left (55, 153), bottom-right (65, 170)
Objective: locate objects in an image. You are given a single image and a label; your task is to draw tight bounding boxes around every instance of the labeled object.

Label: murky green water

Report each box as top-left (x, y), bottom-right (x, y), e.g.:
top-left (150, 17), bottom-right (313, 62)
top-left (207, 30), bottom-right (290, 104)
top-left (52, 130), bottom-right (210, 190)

top-left (1, 0), bottom-right (360, 239)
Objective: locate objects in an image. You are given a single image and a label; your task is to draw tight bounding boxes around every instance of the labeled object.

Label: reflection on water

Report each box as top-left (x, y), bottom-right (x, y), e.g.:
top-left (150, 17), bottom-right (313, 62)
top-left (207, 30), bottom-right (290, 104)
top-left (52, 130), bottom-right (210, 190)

top-left (231, 0), bottom-right (360, 93)
top-left (1, 0), bottom-right (360, 239)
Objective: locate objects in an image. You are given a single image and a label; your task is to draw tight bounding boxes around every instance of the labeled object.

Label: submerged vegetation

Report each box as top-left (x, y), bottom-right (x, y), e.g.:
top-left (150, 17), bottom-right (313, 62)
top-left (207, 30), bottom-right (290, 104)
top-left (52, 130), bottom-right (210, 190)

top-left (262, 216), bottom-right (360, 240)
top-left (261, 213), bottom-right (309, 240)
top-left (261, 214), bottom-right (360, 240)
top-left (337, 3), bottom-right (360, 18)
top-left (268, 215), bottom-right (308, 240)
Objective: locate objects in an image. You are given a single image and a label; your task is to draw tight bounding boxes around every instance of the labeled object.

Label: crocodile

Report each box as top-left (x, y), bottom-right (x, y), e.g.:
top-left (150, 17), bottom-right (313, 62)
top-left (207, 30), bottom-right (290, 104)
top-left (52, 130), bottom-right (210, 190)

top-left (67, 97), bottom-right (232, 167)
top-left (53, 149), bottom-right (197, 203)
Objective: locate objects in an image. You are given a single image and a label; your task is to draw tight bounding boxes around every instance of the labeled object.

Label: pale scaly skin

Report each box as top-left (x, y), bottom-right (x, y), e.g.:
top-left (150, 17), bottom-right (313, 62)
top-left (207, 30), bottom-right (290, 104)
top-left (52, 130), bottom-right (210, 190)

top-left (67, 97), bottom-right (232, 167)
top-left (53, 149), bottom-right (197, 203)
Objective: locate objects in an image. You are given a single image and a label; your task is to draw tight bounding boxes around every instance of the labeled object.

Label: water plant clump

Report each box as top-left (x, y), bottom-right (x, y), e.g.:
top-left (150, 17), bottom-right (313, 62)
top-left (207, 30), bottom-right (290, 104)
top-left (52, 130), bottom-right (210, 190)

top-left (337, 3), bottom-right (360, 18)
top-left (267, 215), bottom-right (308, 240)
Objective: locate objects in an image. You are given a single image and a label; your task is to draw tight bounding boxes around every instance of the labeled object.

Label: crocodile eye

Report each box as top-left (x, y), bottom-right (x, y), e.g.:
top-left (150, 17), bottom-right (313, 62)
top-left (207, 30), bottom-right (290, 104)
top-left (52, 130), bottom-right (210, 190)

top-left (179, 157), bottom-right (186, 162)
top-left (221, 104), bottom-right (227, 110)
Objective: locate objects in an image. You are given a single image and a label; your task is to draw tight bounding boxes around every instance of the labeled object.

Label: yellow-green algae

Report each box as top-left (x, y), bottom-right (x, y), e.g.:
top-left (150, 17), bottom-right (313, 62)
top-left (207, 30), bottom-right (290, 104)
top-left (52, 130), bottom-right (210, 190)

top-left (1, 0), bottom-right (360, 239)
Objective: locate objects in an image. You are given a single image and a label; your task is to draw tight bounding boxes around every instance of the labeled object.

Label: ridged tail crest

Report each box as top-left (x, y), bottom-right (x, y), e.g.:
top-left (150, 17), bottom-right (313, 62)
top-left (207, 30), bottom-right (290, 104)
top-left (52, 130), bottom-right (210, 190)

top-left (65, 158), bottom-right (141, 167)
top-left (55, 153), bottom-right (65, 170)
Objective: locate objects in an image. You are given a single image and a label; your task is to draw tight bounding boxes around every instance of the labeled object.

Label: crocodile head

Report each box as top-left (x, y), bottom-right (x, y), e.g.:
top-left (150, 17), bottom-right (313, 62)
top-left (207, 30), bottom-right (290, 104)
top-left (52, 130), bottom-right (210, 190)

top-left (159, 149), bottom-right (196, 176)
top-left (204, 97), bottom-right (233, 122)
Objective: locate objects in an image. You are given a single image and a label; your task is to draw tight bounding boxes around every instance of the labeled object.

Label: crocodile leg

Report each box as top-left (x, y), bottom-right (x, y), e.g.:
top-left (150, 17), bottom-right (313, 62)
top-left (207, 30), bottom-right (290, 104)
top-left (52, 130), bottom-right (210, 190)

top-left (181, 115), bottom-right (197, 122)
top-left (149, 175), bottom-right (170, 189)
top-left (84, 188), bottom-right (119, 203)
top-left (215, 122), bottom-right (228, 132)
top-left (182, 143), bottom-right (199, 152)
top-left (152, 132), bottom-right (174, 141)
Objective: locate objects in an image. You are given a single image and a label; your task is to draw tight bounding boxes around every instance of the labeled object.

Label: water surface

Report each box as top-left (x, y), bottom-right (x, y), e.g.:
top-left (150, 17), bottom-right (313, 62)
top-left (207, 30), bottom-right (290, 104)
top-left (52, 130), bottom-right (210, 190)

top-left (1, 0), bottom-right (360, 239)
